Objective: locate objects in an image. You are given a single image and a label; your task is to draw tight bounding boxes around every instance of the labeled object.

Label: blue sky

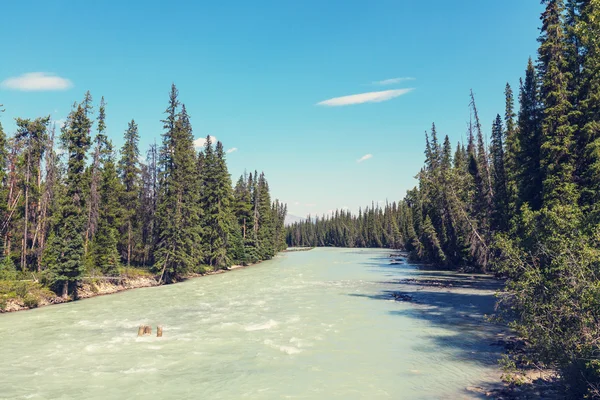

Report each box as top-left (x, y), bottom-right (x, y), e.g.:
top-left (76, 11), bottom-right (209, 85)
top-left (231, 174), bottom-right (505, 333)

top-left (0, 0), bottom-right (542, 218)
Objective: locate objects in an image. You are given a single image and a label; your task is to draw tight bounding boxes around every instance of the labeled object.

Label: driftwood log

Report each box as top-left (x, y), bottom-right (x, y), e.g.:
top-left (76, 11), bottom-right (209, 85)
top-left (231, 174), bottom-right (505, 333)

top-left (138, 325), bottom-right (152, 336)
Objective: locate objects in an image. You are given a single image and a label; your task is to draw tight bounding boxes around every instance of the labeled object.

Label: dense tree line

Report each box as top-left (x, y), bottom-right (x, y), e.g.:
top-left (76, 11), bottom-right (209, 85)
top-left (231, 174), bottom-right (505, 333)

top-left (0, 84), bottom-right (286, 297)
top-left (288, 1), bottom-right (600, 396)
top-left (286, 203), bottom-right (402, 249)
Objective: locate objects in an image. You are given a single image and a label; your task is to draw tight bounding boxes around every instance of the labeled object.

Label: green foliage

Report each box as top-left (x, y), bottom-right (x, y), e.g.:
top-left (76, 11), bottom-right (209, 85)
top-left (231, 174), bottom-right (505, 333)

top-left (44, 95), bottom-right (93, 296)
top-left (0, 256), bottom-right (17, 280)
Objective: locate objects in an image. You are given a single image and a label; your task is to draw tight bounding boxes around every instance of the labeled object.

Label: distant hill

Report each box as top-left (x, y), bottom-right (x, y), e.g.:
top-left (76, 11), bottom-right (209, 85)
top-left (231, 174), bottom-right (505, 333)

top-left (284, 214), bottom-right (305, 226)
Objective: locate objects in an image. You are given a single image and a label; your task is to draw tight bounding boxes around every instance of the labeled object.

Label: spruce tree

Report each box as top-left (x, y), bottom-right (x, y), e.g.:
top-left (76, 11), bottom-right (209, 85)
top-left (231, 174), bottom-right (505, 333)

top-left (118, 119), bottom-right (141, 265)
top-left (44, 98), bottom-right (92, 297)
top-left (491, 114), bottom-right (509, 231)
top-left (85, 97), bottom-right (107, 253)
top-left (155, 86), bottom-right (201, 282)
top-left (90, 140), bottom-right (122, 275)
top-left (538, 0), bottom-right (578, 207)
top-left (200, 138), bottom-right (234, 269)
top-left (516, 59), bottom-right (543, 211)
top-left (503, 83), bottom-right (519, 219)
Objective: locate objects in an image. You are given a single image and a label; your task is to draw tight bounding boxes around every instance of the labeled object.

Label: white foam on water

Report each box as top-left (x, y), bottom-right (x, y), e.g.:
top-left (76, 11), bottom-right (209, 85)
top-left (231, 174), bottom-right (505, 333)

top-left (278, 345), bottom-right (302, 355)
top-left (263, 339), bottom-right (302, 355)
top-left (121, 367), bottom-right (158, 374)
top-left (210, 322), bottom-right (242, 331)
top-left (289, 337), bottom-right (313, 348)
top-left (245, 319), bottom-right (278, 331)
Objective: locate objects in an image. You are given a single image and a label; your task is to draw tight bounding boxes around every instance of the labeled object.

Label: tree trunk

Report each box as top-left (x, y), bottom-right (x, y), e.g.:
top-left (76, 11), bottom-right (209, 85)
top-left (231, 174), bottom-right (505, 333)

top-left (21, 155), bottom-right (30, 271)
top-left (62, 281), bottom-right (68, 299)
top-left (128, 220), bottom-right (132, 266)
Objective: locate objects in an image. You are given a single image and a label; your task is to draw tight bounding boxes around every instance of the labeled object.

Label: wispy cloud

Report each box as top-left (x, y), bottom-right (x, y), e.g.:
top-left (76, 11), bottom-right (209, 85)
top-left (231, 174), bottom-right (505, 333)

top-left (357, 154), bottom-right (373, 163)
top-left (226, 147), bottom-right (238, 154)
top-left (317, 88), bottom-right (413, 107)
top-left (372, 77), bottom-right (415, 85)
top-left (1, 72), bottom-right (73, 91)
top-left (193, 135), bottom-right (217, 148)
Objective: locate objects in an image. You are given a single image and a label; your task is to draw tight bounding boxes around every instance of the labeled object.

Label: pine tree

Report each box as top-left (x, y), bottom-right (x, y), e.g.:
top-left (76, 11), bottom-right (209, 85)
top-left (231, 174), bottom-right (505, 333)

top-left (256, 172), bottom-right (275, 259)
top-left (44, 97), bottom-right (92, 297)
top-left (90, 140), bottom-right (122, 275)
top-left (491, 114), bottom-right (509, 231)
top-left (516, 59), bottom-right (543, 211)
top-left (504, 83), bottom-right (519, 218)
top-left (85, 97), bottom-right (107, 254)
top-left (118, 119), bottom-right (141, 265)
top-left (155, 86), bottom-right (201, 282)
top-left (200, 138), bottom-right (234, 269)
top-left (538, 0), bottom-right (578, 207)
top-left (576, 1), bottom-right (600, 221)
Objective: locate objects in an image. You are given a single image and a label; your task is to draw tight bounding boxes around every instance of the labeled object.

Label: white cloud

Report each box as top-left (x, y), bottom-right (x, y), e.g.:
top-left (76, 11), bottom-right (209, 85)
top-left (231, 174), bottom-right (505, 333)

top-left (226, 147), bottom-right (238, 154)
top-left (193, 135), bottom-right (217, 148)
top-left (357, 154), bottom-right (373, 163)
top-left (317, 88), bottom-right (413, 107)
top-left (372, 77), bottom-right (415, 85)
top-left (1, 72), bottom-right (73, 91)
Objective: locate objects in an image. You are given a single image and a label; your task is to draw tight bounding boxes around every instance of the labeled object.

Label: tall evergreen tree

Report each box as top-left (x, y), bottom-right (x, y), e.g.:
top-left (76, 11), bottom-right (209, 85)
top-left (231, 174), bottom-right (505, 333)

top-left (490, 114), bottom-right (509, 231)
top-left (516, 59), bottom-right (543, 211)
top-left (118, 119), bottom-right (141, 265)
top-left (155, 92), bottom-right (201, 282)
top-left (44, 98), bottom-right (92, 297)
top-left (90, 141), bottom-right (122, 275)
top-left (538, 0), bottom-right (578, 207)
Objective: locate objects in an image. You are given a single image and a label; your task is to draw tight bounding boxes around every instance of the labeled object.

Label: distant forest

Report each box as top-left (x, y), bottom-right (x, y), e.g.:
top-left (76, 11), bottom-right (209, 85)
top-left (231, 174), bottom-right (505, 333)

top-left (287, 1), bottom-right (600, 397)
top-left (0, 84), bottom-right (286, 299)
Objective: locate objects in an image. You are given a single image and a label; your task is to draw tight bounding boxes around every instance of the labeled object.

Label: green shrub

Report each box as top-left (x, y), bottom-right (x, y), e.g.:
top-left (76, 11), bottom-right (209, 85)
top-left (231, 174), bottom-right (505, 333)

top-left (23, 293), bottom-right (39, 309)
top-left (0, 257), bottom-right (17, 281)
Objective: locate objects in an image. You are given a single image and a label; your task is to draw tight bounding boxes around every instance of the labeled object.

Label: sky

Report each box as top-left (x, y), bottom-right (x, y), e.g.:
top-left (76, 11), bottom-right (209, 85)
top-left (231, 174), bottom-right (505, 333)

top-left (0, 0), bottom-right (543, 219)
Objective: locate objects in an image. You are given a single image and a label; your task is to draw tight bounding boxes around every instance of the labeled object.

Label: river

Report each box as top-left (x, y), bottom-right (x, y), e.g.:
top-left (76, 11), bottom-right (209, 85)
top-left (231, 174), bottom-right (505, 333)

top-left (0, 248), bottom-right (505, 399)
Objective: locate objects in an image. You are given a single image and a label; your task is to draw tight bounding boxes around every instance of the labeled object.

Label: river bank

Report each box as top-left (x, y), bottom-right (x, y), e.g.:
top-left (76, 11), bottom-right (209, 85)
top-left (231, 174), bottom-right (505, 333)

top-left (385, 254), bottom-right (561, 398)
top-left (0, 261), bottom-right (265, 314)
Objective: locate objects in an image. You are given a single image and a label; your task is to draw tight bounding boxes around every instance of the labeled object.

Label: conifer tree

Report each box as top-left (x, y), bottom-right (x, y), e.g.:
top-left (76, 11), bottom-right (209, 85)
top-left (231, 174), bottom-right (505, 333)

top-left (119, 119), bottom-right (141, 265)
top-left (155, 87), bottom-right (201, 282)
top-left (90, 140), bottom-right (122, 275)
top-left (516, 59), bottom-right (543, 211)
top-left (256, 172), bottom-right (275, 259)
top-left (576, 1), bottom-right (600, 221)
top-left (44, 98), bottom-right (92, 297)
top-left (85, 97), bottom-right (107, 253)
top-left (538, 0), bottom-right (578, 207)
top-left (490, 114), bottom-right (509, 231)
top-left (200, 138), bottom-right (234, 269)
top-left (503, 83), bottom-right (519, 218)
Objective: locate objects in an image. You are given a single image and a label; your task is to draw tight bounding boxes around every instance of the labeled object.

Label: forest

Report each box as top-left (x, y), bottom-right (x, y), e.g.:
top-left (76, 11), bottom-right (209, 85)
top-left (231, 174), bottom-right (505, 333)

top-left (287, 1), bottom-right (600, 397)
top-left (0, 84), bottom-right (287, 303)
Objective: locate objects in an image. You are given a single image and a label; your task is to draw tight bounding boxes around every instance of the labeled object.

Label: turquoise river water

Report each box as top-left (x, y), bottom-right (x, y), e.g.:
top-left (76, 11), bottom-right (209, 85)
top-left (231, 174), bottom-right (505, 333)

top-left (0, 248), bottom-right (505, 399)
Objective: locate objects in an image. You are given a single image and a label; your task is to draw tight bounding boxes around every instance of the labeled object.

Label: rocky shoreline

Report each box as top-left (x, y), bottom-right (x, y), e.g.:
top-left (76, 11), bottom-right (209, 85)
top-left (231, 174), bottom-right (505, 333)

top-left (1, 262), bottom-right (259, 314)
